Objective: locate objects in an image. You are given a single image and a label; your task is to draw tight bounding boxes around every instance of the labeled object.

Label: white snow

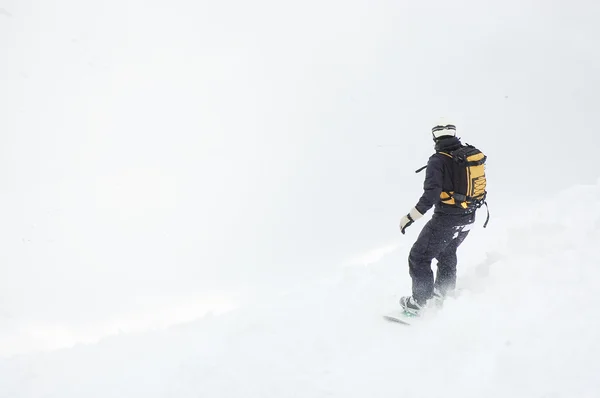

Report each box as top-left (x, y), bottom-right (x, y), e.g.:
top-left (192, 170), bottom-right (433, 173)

top-left (2, 182), bottom-right (600, 397)
top-left (2, 0), bottom-right (600, 396)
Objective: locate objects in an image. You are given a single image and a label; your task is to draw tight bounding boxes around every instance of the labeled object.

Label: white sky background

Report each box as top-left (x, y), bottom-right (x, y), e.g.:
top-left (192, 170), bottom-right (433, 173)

top-left (0, 0), bottom-right (599, 349)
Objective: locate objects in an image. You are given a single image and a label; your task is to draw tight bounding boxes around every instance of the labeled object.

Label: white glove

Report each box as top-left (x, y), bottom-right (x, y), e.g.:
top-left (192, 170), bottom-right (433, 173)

top-left (399, 207), bottom-right (423, 234)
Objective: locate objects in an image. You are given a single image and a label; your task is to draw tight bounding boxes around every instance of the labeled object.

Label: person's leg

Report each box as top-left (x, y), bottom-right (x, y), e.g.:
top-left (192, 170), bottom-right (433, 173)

top-left (408, 220), bottom-right (456, 305)
top-left (434, 225), bottom-right (470, 297)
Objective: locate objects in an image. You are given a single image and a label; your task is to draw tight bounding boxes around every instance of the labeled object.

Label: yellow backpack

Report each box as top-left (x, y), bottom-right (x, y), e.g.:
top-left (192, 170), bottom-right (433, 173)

top-left (416, 144), bottom-right (489, 227)
top-left (438, 145), bottom-right (487, 210)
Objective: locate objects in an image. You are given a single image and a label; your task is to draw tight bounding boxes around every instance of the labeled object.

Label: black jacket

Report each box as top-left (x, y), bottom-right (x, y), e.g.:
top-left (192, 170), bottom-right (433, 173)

top-left (415, 137), bottom-right (475, 225)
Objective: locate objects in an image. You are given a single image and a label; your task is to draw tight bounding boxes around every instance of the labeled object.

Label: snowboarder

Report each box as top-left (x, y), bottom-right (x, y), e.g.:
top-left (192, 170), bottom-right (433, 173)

top-left (398, 121), bottom-right (487, 315)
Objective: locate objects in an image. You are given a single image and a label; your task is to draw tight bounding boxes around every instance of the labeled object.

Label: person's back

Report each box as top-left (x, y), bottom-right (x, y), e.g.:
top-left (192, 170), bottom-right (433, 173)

top-left (414, 135), bottom-right (477, 224)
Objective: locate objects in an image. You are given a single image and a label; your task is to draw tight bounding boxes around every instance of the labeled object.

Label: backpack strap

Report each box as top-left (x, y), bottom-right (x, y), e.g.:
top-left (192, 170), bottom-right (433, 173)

top-left (482, 201), bottom-right (490, 228)
top-left (415, 151), bottom-right (453, 173)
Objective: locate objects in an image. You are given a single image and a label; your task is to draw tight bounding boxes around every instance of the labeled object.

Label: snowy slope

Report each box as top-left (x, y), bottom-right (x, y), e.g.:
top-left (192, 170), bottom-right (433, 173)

top-left (2, 0), bottom-right (600, 353)
top-left (2, 181), bottom-right (600, 398)
top-left (3, 0), bottom-right (600, 397)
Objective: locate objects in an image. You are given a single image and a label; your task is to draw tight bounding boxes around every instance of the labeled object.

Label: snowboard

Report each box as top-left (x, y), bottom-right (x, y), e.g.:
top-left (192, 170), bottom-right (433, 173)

top-left (383, 309), bottom-right (420, 325)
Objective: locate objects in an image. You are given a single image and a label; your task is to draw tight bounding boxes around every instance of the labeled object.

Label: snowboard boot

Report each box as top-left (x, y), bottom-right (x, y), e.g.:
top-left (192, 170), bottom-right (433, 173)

top-left (399, 296), bottom-right (423, 316)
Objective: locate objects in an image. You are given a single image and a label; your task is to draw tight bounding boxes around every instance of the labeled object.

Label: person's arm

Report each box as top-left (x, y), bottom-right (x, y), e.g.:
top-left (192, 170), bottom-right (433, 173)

top-left (399, 155), bottom-right (443, 234)
top-left (415, 155), bottom-right (444, 215)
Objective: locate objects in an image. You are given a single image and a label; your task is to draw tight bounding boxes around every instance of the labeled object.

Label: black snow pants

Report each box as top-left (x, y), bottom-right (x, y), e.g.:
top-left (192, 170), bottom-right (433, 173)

top-left (408, 214), bottom-right (473, 305)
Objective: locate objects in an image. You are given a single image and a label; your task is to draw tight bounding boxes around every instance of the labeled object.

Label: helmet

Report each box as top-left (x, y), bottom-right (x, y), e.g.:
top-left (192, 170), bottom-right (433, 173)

top-left (431, 119), bottom-right (456, 140)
